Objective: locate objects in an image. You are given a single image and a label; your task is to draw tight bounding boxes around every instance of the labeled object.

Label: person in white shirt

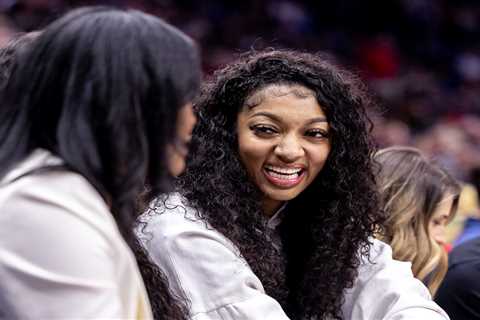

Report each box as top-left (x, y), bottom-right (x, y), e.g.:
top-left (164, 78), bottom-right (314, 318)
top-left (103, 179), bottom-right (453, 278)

top-left (0, 6), bottom-right (200, 319)
top-left (140, 50), bottom-right (449, 319)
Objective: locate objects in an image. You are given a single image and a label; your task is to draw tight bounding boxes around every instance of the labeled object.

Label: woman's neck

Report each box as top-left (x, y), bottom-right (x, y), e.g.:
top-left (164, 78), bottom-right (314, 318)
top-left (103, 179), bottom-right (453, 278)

top-left (262, 198), bottom-right (285, 217)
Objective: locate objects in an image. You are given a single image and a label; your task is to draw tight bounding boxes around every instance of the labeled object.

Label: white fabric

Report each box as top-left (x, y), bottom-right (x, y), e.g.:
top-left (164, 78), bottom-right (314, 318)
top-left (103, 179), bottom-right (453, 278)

top-left (342, 240), bottom-right (448, 319)
top-left (140, 193), bottom-right (449, 320)
top-left (0, 149), bottom-right (152, 319)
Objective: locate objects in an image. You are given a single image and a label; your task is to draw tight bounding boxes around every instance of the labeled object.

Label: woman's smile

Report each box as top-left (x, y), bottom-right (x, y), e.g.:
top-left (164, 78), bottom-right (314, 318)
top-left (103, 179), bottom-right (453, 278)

top-left (263, 164), bottom-right (306, 188)
top-left (236, 84), bottom-right (331, 215)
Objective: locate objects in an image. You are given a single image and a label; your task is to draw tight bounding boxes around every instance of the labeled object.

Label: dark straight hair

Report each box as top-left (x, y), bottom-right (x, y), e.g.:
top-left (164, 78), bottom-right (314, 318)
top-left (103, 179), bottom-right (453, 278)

top-left (0, 6), bottom-right (201, 319)
top-left (0, 32), bottom-right (40, 89)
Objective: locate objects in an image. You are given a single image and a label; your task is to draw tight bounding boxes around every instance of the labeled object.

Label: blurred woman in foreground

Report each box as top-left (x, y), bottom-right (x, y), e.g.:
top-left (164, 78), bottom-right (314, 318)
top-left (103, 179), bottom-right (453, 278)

top-left (0, 6), bottom-right (200, 319)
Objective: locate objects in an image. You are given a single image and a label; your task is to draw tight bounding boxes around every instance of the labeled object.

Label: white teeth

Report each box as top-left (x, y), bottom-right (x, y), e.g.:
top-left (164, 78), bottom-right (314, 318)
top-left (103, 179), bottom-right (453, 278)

top-left (264, 165), bottom-right (303, 175)
top-left (267, 171), bottom-right (299, 180)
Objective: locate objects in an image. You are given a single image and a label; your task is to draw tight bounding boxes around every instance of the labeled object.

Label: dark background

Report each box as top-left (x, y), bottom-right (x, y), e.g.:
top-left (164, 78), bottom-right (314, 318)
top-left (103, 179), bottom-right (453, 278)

top-left (1, 0), bottom-right (479, 187)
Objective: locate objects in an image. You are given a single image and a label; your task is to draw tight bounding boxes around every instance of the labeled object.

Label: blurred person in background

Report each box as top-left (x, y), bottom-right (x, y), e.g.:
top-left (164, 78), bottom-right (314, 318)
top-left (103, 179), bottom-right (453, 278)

top-left (375, 146), bottom-right (461, 296)
top-left (0, 6), bottom-right (200, 319)
top-left (449, 183), bottom-right (480, 247)
top-left (140, 49), bottom-right (450, 320)
top-left (435, 236), bottom-right (480, 320)
top-left (373, 118), bottom-right (412, 147)
top-left (413, 118), bottom-right (480, 187)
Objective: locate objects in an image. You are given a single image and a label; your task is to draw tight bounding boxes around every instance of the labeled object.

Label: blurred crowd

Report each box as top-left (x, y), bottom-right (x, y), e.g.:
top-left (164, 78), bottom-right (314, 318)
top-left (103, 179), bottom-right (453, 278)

top-left (1, 0), bottom-right (479, 241)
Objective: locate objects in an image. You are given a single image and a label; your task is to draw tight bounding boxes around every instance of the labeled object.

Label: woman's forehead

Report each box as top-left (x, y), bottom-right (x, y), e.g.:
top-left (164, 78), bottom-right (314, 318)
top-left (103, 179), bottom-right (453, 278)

top-left (244, 84), bottom-right (315, 109)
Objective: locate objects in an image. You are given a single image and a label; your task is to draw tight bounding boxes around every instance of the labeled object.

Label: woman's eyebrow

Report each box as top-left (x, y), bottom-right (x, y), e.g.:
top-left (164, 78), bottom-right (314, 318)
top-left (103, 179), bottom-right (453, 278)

top-left (306, 117), bottom-right (328, 125)
top-left (250, 112), bottom-right (328, 125)
top-left (250, 112), bottom-right (282, 122)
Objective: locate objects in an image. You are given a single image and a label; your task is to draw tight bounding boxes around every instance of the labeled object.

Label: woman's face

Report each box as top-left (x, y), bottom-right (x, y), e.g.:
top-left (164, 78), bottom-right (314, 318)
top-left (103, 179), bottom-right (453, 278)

top-left (429, 194), bottom-right (455, 246)
top-left (167, 102), bottom-right (197, 176)
top-left (237, 84), bottom-right (331, 215)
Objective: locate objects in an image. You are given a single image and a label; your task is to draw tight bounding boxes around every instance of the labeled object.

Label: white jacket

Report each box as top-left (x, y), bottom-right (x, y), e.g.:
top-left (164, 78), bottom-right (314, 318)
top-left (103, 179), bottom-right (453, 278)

top-left (0, 149), bottom-right (152, 319)
top-left (140, 193), bottom-right (449, 320)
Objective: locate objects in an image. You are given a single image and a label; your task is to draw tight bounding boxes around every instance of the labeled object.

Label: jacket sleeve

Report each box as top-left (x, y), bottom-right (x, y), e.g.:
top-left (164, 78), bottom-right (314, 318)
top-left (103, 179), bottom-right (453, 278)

top-left (341, 239), bottom-right (450, 320)
top-left (140, 205), bottom-right (290, 320)
top-left (0, 173), bottom-right (125, 319)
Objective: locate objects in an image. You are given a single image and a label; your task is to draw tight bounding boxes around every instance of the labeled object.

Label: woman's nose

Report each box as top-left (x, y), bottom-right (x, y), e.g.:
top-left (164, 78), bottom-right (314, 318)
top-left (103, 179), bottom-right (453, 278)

top-left (274, 134), bottom-right (304, 163)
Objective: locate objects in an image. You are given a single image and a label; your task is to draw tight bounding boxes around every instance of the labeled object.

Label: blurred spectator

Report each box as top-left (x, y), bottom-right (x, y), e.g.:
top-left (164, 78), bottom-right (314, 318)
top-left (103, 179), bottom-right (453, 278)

top-left (358, 34), bottom-right (400, 80)
top-left (414, 118), bottom-right (480, 183)
top-left (375, 146), bottom-right (461, 296)
top-left (452, 184), bottom-right (480, 247)
top-left (435, 237), bottom-right (480, 320)
top-left (373, 118), bottom-right (412, 147)
top-left (446, 183), bottom-right (480, 245)
top-left (455, 217), bottom-right (480, 247)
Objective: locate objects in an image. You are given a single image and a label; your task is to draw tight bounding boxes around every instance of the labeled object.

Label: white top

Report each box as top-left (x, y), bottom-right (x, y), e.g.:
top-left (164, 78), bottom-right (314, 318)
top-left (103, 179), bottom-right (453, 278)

top-left (0, 149), bottom-right (152, 319)
top-left (140, 193), bottom-right (449, 320)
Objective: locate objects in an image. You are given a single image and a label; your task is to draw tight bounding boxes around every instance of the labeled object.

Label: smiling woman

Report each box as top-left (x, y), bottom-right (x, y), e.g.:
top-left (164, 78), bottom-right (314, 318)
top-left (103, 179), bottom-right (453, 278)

top-left (237, 84), bottom-right (331, 216)
top-left (140, 49), bottom-right (449, 320)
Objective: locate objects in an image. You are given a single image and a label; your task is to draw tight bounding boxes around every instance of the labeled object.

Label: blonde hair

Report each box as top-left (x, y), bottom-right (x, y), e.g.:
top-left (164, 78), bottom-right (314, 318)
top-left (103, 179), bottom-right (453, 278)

top-left (375, 146), bottom-right (460, 296)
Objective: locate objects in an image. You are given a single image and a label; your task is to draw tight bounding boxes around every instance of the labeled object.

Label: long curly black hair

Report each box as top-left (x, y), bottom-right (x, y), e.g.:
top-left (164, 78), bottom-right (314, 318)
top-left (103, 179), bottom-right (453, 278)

top-left (177, 49), bottom-right (384, 319)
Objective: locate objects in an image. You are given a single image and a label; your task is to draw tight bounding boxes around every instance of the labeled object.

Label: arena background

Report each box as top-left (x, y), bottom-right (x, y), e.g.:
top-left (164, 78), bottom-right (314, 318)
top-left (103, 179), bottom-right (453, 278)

top-left (1, 0), bottom-right (479, 241)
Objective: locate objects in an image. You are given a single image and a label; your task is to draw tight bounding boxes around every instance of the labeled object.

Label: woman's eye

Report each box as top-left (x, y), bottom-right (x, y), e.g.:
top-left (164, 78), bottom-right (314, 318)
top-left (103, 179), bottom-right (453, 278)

top-left (432, 220), bottom-right (442, 226)
top-left (305, 129), bottom-right (328, 139)
top-left (251, 125), bottom-right (278, 135)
